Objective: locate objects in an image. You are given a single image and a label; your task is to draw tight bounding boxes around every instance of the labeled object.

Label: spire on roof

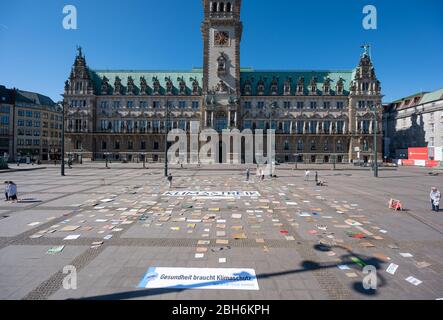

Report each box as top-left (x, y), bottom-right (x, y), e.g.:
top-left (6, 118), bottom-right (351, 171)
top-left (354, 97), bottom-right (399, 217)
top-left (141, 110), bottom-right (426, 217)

top-left (360, 44), bottom-right (370, 58)
top-left (76, 45), bottom-right (83, 58)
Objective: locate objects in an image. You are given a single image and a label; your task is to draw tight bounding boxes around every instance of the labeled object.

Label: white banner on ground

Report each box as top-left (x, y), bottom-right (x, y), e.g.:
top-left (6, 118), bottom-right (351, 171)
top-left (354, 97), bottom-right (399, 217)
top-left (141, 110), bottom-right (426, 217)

top-left (163, 191), bottom-right (261, 197)
top-left (138, 267), bottom-right (259, 290)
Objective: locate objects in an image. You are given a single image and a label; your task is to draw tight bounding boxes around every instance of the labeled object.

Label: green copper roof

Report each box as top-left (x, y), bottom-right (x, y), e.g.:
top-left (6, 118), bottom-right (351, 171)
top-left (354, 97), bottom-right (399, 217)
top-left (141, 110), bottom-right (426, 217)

top-left (90, 70), bottom-right (203, 96)
top-left (239, 70), bottom-right (354, 95)
top-left (420, 88), bottom-right (443, 104)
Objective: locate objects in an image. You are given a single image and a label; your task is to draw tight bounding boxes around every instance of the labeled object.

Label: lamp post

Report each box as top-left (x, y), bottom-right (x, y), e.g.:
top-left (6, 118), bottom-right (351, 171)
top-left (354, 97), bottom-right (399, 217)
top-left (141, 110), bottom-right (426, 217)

top-left (372, 104), bottom-right (380, 178)
top-left (164, 100), bottom-right (171, 177)
top-left (61, 101), bottom-right (65, 176)
top-left (333, 154), bottom-right (336, 170)
top-left (268, 102), bottom-right (277, 177)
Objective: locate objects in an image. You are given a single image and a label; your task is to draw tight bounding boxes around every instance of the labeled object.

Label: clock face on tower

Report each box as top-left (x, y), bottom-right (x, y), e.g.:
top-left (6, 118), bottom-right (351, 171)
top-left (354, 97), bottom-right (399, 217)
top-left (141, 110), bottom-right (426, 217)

top-left (214, 31), bottom-right (230, 46)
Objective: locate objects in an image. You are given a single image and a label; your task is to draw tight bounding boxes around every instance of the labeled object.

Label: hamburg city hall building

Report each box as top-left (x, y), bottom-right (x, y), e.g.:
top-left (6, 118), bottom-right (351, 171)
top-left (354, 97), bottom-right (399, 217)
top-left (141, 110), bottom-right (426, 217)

top-left (63, 0), bottom-right (383, 164)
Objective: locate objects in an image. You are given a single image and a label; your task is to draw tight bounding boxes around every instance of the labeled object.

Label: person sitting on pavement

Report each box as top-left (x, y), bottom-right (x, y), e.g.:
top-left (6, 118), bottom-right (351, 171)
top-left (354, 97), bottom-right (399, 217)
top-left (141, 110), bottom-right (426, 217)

top-left (8, 181), bottom-right (17, 202)
top-left (430, 187), bottom-right (441, 212)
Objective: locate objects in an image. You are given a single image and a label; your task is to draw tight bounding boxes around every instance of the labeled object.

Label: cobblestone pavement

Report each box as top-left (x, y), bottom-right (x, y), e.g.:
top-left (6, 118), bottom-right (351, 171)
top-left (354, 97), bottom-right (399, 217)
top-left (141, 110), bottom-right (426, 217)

top-left (0, 164), bottom-right (442, 300)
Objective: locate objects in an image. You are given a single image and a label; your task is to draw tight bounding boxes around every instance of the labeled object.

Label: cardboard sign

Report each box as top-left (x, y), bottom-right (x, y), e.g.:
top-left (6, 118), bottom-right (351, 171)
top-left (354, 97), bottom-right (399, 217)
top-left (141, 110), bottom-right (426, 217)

top-left (138, 267), bottom-right (259, 290)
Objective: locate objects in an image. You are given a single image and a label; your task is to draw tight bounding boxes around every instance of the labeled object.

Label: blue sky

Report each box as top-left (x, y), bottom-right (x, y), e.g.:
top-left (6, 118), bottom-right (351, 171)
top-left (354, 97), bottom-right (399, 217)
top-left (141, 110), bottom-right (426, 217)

top-left (0, 0), bottom-right (442, 102)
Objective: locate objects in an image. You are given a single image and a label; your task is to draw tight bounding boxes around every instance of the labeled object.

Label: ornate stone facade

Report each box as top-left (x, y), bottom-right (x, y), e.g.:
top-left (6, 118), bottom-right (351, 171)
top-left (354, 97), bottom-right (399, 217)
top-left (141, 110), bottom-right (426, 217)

top-left (63, 0), bottom-right (382, 163)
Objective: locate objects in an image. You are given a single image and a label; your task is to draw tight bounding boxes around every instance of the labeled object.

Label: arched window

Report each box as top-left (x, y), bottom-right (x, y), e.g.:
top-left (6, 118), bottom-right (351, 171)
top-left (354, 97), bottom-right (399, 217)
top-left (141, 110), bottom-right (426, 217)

top-left (337, 140), bottom-right (343, 152)
top-left (226, 2), bottom-right (232, 12)
top-left (363, 140), bottom-right (369, 151)
top-left (297, 140), bottom-right (304, 152)
top-left (310, 140), bottom-right (316, 151)
top-left (219, 2), bottom-right (225, 12)
top-left (284, 140), bottom-right (290, 151)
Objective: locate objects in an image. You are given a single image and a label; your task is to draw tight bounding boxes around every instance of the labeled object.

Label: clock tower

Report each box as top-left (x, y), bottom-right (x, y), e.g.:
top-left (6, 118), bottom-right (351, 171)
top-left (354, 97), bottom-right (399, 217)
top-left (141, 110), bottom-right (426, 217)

top-left (201, 0), bottom-right (242, 130)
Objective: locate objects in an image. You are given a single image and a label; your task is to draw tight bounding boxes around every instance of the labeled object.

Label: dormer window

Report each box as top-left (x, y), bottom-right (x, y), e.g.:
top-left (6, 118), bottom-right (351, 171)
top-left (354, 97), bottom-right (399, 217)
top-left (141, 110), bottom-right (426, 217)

top-left (140, 76), bottom-right (148, 95)
top-left (126, 76), bottom-right (135, 95)
top-left (297, 77), bottom-right (304, 95)
top-left (179, 79), bottom-right (186, 95)
top-left (190, 78), bottom-right (199, 95)
top-left (243, 82), bottom-right (252, 95)
top-left (114, 77), bottom-right (122, 95)
top-left (270, 79), bottom-right (278, 95)
top-left (152, 77), bottom-right (160, 95)
top-left (323, 78), bottom-right (331, 95)
top-left (257, 80), bottom-right (265, 95)
top-left (336, 78), bottom-right (344, 95)
top-left (309, 77), bottom-right (317, 95)
top-left (101, 76), bottom-right (109, 95)
top-left (283, 80), bottom-right (291, 95)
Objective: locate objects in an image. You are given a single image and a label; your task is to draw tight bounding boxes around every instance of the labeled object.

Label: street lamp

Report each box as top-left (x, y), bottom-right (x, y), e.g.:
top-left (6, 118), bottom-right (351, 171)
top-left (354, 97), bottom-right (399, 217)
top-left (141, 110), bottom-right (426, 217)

top-left (164, 100), bottom-right (171, 177)
top-left (61, 101), bottom-right (65, 176)
top-left (371, 104), bottom-right (381, 178)
top-left (268, 102), bottom-right (277, 177)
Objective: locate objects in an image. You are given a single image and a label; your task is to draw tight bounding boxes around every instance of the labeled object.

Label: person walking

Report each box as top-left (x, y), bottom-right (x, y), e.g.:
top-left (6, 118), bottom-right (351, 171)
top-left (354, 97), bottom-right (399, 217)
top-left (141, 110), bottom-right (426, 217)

top-left (4, 181), bottom-right (10, 201)
top-left (8, 181), bottom-right (17, 202)
top-left (246, 168), bottom-right (250, 181)
top-left (430, 187), bottom-right (441, 212)
top-left (315, 171), bottom-right (318, 184)
top-left (260, 168), bottom-right (265, 181)
top-left (167, 173), bottom-right (173, 188)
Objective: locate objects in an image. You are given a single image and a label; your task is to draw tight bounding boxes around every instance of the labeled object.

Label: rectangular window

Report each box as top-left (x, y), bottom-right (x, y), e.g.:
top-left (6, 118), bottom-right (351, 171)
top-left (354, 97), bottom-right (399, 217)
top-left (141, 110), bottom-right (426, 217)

top-left (100, 101), bottom-right (109, 108)
top-left (244, 101), bottom-right (252, 109)
top-left (178, 101), bottom-right (187, 108)
top-left (18, 110), bottom-right (25, 117)
top-left (114, 141), bottom-right (120, 149)
top-left (336, 101), bottom-right (344, 109)
top-left (257, 120), bottom-right (265, 129)
top-left (358, 101), bottom-right (365, 108)
top-left (0, 106), bottom-right (10, 113)
top-left (257, 101), bottom-right (264, 109)
top-left (336, 121), bottom-right (344, 134)
top-left (296, 121), bottom-right (304, 134)
top-left (1, 116), bottom-right (8, 125)
top-left (113, 101), bottom-right (120, 108)
top-left (140, 141), bottom-right (146, 150)
top-left (323, 101), bottom-right (330, 109)
top-left (243, 120), bottom-right (252, 129)
top-left (296, 101), bottom-right (304, 110)
top-left (140, 101), bottom-right (147, 108)
top-left (127, 101), bottom-right (134, 108)
top-left (310, 121), bottom-right (317, 134)
top-left (128, 141), bottom-right (133, 149)
top-left (283, 101), bottom-right (291, 109)
top-left (34, 112), bottom-right (41, 118)
top-left (153, 141), bottom-right (159, 150)
top-left (362, 120), bottom-right (370, 134)
top-left (192, 101), bottom-right (199, 109)
top-left (153, 101), bottom-right (160, 109)
top-left (310, 101), bottom-right (317, 109)
top-left (26, 111), bottom-right (33, 117)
